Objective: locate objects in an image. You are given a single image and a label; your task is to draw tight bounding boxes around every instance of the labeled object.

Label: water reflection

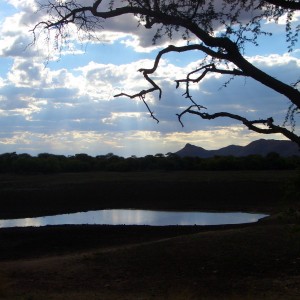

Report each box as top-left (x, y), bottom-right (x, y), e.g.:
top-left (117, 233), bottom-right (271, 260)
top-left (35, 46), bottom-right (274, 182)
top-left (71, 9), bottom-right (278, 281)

top-left (0, 209), bottom-right (268, 228)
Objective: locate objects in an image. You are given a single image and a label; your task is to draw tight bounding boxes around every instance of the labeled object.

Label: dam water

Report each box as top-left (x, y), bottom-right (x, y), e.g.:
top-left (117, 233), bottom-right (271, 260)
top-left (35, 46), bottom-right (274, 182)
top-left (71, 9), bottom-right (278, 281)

top-left (0, 209), bottom-right (268, 228)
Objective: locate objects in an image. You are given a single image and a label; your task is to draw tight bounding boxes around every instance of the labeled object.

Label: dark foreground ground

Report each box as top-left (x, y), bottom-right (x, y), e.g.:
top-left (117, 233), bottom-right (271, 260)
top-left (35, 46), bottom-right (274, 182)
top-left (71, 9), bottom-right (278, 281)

top-left (0, 170), bottom-right (299, 299)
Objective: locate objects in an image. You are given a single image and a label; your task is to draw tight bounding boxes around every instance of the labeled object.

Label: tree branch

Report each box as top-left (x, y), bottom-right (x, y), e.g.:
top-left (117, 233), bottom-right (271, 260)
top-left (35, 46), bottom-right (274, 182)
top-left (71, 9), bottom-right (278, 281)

top-left (265, 0), bottom-right (300, 10)
top-left (114, 44), bottom-right (228, 121)
top-left (37, 2), bottom-right (300, 108)
top-left (175, 63), bottom-right (245, 103)
top-left (177, 105), bottom-right (300, 145)
top-left (34, 1), bottom-right (300, 145)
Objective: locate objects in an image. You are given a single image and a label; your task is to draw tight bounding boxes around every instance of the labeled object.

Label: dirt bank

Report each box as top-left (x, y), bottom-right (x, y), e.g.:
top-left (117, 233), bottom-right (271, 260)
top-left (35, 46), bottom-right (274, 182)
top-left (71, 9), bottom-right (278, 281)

top-left (0, 171), bottom-right (299, 299)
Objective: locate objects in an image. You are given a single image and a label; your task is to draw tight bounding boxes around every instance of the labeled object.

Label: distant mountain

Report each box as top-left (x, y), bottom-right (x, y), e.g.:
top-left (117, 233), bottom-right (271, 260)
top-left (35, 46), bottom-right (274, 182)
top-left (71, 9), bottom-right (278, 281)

top-left (175, 139), bottom-right (300, 158)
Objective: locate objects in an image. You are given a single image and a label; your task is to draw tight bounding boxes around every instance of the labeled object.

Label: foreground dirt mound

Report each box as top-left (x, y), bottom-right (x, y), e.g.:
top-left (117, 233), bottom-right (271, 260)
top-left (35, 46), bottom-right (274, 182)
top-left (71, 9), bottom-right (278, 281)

top-left (0, 171), bottom-right (299, 299)
top-left (0, 222), bottom-right (300, 299)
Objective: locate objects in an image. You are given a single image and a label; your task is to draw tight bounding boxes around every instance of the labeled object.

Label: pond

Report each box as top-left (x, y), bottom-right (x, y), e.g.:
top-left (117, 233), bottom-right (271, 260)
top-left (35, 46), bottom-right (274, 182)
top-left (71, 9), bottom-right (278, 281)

top-left (0, 209), bottom-right (268, 228)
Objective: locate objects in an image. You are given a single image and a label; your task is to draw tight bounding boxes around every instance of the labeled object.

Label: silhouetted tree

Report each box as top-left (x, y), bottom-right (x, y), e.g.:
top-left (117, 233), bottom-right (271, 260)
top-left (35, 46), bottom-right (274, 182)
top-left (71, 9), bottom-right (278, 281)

top-left (0, 151), bottom-right (300, 172)
top-left (33, 0), bottom-right (300, 145)
top-left (0, 152), bottom-right (18, 172)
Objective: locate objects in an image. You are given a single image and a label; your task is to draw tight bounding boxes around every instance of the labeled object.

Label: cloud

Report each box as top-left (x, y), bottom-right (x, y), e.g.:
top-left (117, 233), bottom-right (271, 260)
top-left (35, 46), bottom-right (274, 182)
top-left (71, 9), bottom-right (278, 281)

top-left (0, 7), bottom-right (49, 60)
top-left (7, 0), bottom-right (37, 10)
top-left (0, 1), bottom-right (299, 157)
top-left (0, 127), bottom-right (287, 157)
top-left (2, 49), bottom-right (299, 136)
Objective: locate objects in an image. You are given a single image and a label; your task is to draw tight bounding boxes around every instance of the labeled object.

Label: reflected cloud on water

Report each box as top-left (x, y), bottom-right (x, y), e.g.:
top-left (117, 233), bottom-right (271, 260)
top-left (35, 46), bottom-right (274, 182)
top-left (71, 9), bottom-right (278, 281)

top-left (0, 209), bottom-right (268, 228)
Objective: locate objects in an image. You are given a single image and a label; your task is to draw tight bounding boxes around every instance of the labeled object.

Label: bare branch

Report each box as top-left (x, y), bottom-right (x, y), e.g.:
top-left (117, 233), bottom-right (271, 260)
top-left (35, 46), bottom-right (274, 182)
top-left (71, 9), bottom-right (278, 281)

top-left (114, 92), bottom-right (159, 123)
top-left (33, 1), bottom-right (300, 146)
top-left (140, 95), bottom-right (160, 124)
top-left (33, 2), bottom-right (300, 107)
top-left (175, 63), bottom-right (245, 103)
top-left (114, 44), bottom-right (228, 122)
top-left (177, 105), bottom-right (300, 145)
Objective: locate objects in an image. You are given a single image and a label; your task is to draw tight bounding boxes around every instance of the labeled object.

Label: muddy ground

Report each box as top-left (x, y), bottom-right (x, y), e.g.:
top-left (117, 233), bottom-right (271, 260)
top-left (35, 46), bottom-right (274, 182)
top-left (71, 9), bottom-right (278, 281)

top-left (0, 170), bottom-right (299, 299)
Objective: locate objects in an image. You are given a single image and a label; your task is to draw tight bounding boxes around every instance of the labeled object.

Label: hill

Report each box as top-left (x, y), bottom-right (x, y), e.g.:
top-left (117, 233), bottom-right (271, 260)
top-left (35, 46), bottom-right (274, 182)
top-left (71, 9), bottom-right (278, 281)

top-left (175, 139), bottom-right (300, 158)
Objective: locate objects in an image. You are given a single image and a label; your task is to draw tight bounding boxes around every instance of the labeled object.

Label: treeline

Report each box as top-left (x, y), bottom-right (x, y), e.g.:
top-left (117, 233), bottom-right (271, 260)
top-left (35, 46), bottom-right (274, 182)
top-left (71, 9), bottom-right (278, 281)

top-left (0, 152), bottom-right (300, 173)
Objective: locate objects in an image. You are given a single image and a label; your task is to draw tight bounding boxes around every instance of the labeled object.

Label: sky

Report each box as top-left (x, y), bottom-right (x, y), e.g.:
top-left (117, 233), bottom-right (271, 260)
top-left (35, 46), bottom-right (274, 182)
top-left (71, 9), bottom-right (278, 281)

top-left (0, 0), bottom-right (299, 157)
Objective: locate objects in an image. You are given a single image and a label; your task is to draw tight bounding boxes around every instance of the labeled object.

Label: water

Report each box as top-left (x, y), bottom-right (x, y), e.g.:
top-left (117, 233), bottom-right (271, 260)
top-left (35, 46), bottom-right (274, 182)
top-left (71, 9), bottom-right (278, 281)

top-left (0, 209), bottom-right (268, 228)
